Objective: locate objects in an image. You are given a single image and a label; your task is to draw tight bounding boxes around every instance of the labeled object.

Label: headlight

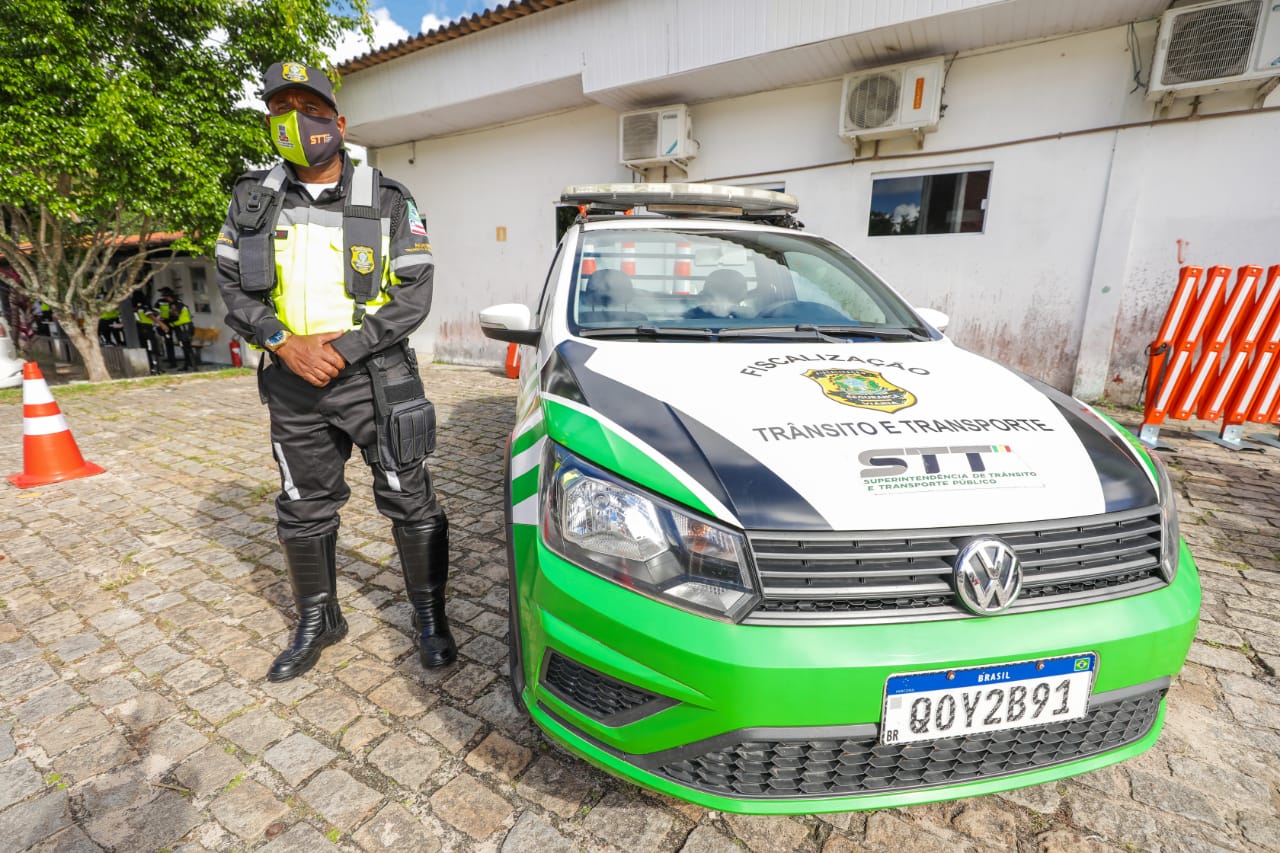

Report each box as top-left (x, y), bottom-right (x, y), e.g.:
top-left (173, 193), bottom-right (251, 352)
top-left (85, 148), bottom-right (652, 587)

top-left (1149, 450), bottom-right (1181, 581)
top-left (540, 443), bottom-right (758, 621)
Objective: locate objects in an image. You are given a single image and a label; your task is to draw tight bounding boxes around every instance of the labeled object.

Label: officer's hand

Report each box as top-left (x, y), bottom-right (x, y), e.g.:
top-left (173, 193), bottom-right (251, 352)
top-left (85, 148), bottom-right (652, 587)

top-left (321, 341), bottom-right (348, 371)
top-left (276, 332), bottom-right (346, 387)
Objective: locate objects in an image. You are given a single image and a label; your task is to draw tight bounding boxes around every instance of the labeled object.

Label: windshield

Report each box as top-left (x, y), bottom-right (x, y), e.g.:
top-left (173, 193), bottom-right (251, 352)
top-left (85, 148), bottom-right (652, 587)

top-left (568, 227), bottom-right (926, 337)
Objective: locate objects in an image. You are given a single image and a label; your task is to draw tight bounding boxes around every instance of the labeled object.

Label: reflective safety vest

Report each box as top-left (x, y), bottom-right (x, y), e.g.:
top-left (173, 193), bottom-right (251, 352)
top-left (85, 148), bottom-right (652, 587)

top-left (233, 164), bottom-right (394, 334)
top-left (158, 301), bottom-right (192, 327)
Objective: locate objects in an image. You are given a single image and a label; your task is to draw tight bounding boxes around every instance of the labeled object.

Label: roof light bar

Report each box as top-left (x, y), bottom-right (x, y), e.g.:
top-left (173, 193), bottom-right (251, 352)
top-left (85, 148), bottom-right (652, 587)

top-left (562, 183), bottom-right (799, 216)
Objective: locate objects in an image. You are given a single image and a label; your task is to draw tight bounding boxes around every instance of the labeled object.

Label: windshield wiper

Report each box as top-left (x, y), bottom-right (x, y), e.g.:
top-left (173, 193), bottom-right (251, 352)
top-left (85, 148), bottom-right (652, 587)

top-left (717, 324), bottom-right (929, 342)
top-left (808, 324), bottom-right (931, 341)
top-left (714, 326), bottom-right (828, 341)
top-left (578, 326), bottom-right (715, 339)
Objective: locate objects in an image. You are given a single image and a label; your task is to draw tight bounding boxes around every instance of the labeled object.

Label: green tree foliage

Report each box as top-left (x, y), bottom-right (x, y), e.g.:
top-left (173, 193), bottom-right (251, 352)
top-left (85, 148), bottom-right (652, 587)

top-left (0, 0), bottom-right (370, 380)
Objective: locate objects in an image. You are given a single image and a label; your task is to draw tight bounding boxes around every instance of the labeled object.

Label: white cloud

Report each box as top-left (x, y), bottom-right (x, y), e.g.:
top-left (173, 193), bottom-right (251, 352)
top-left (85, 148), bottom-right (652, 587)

top-left (420, 13), bottom-right (455, 34)
top-left (892, 203), bottom-right (920, 224)
top-left (329, 7), bottom-right (412, 65)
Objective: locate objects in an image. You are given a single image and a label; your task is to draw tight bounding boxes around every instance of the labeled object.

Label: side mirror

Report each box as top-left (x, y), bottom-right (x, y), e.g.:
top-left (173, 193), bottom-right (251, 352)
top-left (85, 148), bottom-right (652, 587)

top-left (479, 304), bottom-right (541, 346)
top-left (915, 307), bottom-right (949, 332)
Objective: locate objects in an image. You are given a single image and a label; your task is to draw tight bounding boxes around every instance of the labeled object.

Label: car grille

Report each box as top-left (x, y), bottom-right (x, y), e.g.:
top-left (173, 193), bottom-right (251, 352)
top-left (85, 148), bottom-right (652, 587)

top-left (746, 506), bottom-right (1167, 625)
top-left (655, 684), bottom-right (1164, 799)
top-left (542, 651), bottom-right (676, 726)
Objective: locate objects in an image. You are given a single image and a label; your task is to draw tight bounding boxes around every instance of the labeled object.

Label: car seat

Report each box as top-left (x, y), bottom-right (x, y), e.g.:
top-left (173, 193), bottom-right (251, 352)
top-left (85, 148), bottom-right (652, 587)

top-left (579, 269), bottom-right (647, 324)
top-left (685, 269), bottom-right (751, 320)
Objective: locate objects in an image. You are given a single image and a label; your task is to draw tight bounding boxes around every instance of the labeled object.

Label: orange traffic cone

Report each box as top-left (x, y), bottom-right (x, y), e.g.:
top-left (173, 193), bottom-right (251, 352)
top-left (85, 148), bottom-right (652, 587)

top-left (8, 362), bottom-right (106, 489)
top-left (504, 343), bottom-right (521, 379)
top-left (674, 241), bottom-right (693, 277)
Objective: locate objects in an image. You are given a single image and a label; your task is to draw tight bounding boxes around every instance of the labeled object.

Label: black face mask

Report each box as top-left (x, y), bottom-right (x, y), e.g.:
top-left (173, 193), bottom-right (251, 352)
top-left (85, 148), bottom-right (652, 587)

top-left (269, 111), bottom-right (342, 167)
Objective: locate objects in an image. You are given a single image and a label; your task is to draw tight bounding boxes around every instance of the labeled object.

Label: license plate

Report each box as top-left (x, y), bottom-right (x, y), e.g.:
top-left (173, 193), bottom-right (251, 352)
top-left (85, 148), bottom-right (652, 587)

top-left (880, 653), bottom-right (1097, 746)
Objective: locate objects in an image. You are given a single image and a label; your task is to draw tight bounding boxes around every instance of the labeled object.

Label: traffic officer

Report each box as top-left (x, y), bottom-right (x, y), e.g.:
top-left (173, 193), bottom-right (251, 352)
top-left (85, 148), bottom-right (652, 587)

top-left (133, 293), bottom-right (166, 374)
top-left (214, 61), bottom-right (453, 682)
top-left (156, 287), bottom-right (195, 370)
top-left (98, 306), bottom-right (124, 345)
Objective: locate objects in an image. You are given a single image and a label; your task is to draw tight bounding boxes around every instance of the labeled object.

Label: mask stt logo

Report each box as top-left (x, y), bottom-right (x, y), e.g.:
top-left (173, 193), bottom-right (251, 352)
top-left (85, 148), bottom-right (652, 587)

top-left (953, 537), bottom-right (1022, 615)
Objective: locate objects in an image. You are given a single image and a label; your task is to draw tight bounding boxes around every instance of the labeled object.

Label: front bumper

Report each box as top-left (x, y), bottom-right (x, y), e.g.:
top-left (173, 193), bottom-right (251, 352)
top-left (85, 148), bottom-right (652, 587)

top-left (511, 528), bottom-right (1201, 813)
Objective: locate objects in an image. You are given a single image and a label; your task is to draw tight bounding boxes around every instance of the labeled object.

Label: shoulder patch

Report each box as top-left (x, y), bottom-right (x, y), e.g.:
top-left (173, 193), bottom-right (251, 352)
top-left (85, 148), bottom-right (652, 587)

top-left (405, 199), bottom-right (427, 236)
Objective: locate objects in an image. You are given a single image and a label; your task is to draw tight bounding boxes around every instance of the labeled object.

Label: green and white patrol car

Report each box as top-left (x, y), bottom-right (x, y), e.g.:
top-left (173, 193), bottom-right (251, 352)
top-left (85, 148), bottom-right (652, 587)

top-left (479, 183), bottom-right (1200, 814)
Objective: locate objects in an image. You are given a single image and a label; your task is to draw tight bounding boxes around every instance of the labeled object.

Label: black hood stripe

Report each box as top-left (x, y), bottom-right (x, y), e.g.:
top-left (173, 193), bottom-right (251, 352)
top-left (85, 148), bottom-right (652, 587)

top-left (1014, 372), bottom-right (1157, 511)
top-left (551, 341), bottom-right (830, 530)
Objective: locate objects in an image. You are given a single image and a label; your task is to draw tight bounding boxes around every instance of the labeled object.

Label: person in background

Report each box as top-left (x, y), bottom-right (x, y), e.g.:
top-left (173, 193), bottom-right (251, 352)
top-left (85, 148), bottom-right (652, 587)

top-left (98, 306), bottom-right (125, 346)
top-left (214, 61), bottom-right (454, 682)
top-left (133, 293), bottom-right (167, 375)
top-left (33, 302), bottom-right (52, 336)
top-left (156, 287), bottom-right (195, 371)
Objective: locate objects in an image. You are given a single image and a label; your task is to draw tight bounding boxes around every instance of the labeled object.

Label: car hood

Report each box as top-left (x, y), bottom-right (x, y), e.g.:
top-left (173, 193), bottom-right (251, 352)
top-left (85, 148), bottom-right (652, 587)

top-left (539, 339), bottom-right (1156, 531)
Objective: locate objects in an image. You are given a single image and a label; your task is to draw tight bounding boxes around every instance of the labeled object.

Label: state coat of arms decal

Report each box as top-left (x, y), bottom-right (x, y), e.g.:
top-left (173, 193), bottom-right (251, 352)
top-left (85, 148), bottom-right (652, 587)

top-left (804, 368), bottom-right (917, 413)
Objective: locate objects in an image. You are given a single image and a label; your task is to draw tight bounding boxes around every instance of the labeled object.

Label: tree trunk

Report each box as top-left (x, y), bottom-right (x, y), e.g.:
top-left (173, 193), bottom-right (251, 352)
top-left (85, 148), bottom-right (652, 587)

top-left (60, 322), bottom-right (110, 382)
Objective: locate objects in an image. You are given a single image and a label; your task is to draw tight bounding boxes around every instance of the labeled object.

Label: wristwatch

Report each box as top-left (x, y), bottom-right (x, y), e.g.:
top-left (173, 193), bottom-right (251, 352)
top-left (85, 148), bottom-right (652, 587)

top-left (264, 330), bottom-right (291, 352)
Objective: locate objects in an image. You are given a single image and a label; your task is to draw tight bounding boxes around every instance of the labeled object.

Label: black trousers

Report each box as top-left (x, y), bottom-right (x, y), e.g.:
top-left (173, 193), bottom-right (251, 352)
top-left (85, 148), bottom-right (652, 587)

top-left (262, 357), bottom-right (445, 541)
top-left (140, 327), bottom-right (163, 372)
top-left (172, 324), bottom-right (195, 369)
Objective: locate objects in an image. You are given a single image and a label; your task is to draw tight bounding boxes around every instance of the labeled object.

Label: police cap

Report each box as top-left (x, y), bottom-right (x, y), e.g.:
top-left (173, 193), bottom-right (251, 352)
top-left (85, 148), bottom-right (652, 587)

top-left (261, 62), bottom-right (337, 111)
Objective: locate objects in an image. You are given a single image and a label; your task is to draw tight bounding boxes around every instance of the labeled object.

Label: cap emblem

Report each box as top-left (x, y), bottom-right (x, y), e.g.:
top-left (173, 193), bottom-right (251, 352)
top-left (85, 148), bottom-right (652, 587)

top-left (282, 63), bottom-right (308, 83)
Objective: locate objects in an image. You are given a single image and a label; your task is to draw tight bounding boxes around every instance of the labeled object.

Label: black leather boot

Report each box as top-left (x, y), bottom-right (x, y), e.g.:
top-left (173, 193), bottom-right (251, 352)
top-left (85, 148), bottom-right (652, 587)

top-left (394, 517), bottom-right (457, 668)
top-left (268, 532), bottom-right (347, 682)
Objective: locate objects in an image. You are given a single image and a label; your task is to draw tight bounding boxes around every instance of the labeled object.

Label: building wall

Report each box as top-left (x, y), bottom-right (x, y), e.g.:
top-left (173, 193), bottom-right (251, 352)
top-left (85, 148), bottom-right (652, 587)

top-left (374, 105), bottom-right (631, 364)
top-left (381, 21), bottom-right (1280, 402)
top-left (150, 258), bottom-right (241, 366)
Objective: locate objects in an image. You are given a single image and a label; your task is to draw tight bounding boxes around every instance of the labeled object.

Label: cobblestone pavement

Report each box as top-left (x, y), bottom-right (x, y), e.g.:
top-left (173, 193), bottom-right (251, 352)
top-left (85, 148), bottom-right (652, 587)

top-left (0, 365), bottom-right (1277, 853)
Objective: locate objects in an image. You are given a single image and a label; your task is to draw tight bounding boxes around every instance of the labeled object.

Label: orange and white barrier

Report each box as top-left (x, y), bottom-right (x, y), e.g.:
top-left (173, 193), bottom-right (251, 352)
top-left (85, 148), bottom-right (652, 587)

top-left (621, 241), bottom-right (637, 276)
top-left (1207, 266), bottom-right (1280, 424)
top-left (1143, 265), bottom-right (1202, 413)
top-left (1141, 264), bottom-right (1280, 450)
top-left (1176, 265), bottom-right (1261, 421)
top-left (1238, 290), bottom-right (1280, 424)
top-left (8, 362), bottom-right (106, 488)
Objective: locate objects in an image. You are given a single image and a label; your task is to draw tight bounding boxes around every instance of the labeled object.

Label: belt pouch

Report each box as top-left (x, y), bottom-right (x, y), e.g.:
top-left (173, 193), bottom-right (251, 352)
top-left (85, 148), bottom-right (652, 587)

top-left (368, 348), bottom-right (435, 470)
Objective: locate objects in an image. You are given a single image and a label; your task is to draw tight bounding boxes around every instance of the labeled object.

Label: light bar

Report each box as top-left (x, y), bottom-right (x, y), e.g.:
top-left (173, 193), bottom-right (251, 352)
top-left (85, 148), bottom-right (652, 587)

top-left (562, 183), bottom-right (799, 215)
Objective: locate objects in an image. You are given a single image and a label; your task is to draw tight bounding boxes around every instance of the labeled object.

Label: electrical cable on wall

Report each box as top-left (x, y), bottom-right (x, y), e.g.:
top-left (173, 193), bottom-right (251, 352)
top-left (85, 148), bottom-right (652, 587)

top-left (1128, 23), bottom-right (1147, 94)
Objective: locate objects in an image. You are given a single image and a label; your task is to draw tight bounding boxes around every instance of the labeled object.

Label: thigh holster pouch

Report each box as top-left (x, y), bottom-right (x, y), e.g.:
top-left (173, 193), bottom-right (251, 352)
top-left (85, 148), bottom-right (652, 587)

top-left (367, 345), bottom-right (436, 471)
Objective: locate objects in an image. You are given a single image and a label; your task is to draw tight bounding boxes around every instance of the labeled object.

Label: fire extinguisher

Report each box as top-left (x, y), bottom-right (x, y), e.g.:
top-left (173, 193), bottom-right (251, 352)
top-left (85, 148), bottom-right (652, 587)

top-left (229, 338), bottom-right (243, 367)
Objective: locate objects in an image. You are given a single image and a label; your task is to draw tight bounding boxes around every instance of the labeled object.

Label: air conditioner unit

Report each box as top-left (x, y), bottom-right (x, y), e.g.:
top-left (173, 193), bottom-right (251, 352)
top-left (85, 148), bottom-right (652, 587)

top-left (1148, 0), bottom-right (1280, 100)
top-left (619, 104), bottom-right (695, 168)
top-left (839, 57), bottom-right (945, 144)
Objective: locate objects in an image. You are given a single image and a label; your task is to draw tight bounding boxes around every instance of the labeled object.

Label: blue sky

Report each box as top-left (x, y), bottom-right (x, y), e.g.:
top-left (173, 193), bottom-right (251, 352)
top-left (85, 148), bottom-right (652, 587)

top-left (381, 0), bottom-right (497, 31)
top-left (331, 1), bottom-right (500, 61)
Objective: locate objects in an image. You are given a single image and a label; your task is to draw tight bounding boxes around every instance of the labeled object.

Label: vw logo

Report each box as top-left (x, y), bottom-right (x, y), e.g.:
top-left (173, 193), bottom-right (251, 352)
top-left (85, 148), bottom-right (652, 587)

top-left (953, 537), bottom-right (1023, 615)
